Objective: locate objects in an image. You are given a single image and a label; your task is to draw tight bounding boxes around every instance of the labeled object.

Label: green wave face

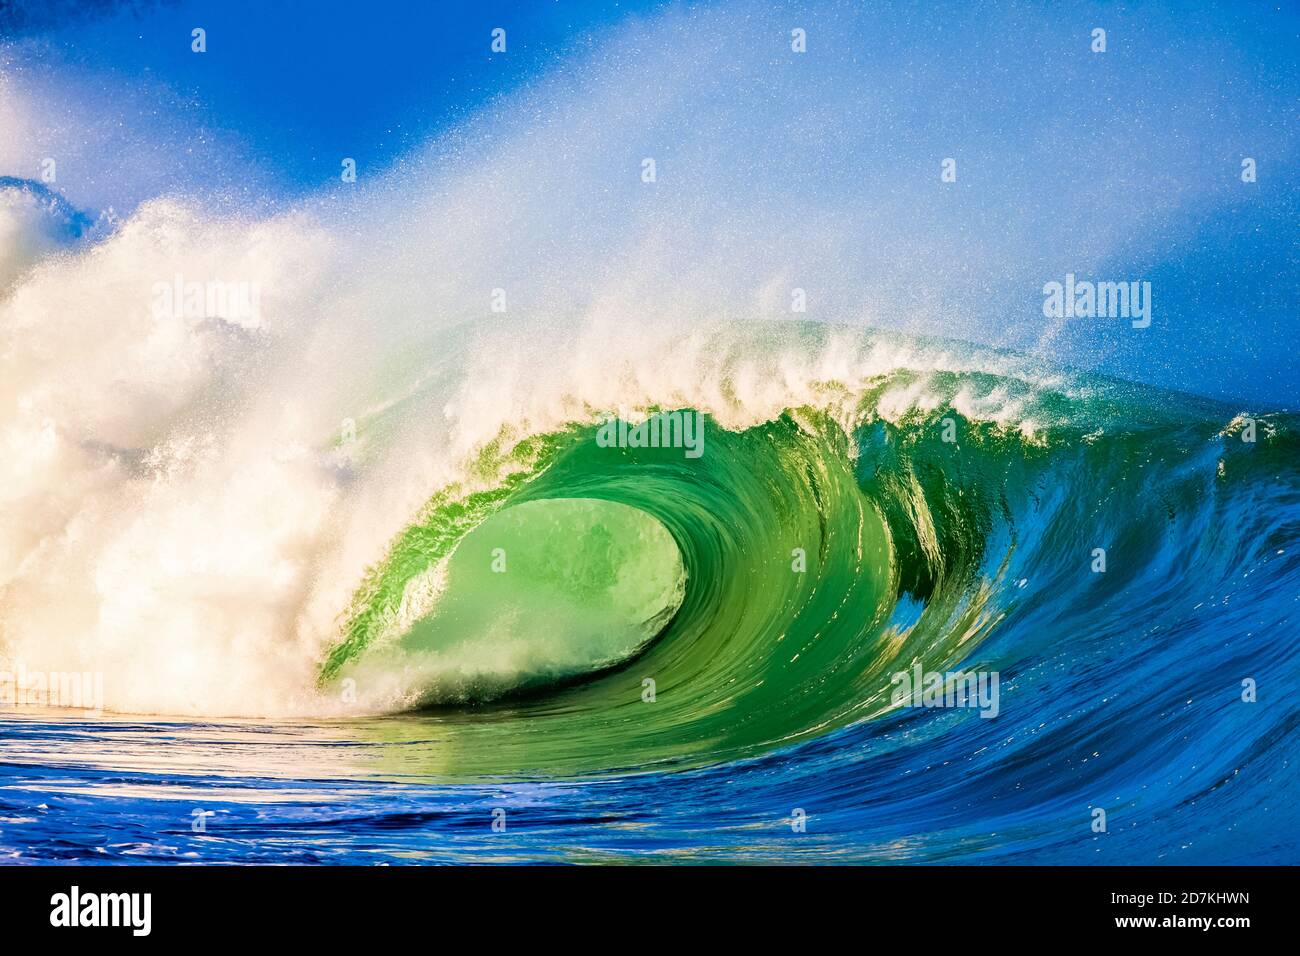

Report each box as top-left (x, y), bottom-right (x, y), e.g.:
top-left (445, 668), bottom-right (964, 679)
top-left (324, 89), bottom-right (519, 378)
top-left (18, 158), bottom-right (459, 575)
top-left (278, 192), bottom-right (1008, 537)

top-left (323, 369), bottom-right (1291, 781)
top-left (325, 412), bottom-right (910, 777)
top-left (339, 497), bottom-right (685, 705)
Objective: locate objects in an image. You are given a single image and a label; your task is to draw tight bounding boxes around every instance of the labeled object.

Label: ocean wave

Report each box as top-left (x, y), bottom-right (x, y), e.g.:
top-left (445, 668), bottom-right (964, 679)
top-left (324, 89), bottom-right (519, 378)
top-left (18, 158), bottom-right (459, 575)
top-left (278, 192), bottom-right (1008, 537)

top-left (318, 347), bottom-right (1299, 782)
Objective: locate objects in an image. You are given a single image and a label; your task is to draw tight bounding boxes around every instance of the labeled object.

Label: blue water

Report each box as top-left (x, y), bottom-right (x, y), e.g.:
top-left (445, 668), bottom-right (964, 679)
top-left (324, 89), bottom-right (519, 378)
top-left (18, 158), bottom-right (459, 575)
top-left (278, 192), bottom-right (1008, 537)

top-left (4, 656), bottom-right (1296, 865)
top-left (3, 394), bottom-right (1297, 865)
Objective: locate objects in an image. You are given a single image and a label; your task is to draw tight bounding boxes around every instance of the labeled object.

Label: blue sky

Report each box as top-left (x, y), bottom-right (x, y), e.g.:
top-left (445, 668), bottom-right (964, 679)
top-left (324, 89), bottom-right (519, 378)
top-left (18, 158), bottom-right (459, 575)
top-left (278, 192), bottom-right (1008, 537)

top-left (2, 0), bottom-right (674, 189)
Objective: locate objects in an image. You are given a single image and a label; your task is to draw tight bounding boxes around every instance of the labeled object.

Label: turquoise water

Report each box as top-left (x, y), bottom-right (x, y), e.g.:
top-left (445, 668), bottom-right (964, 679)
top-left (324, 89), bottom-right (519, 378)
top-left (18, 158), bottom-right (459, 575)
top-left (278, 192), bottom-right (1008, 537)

top-left (3, 330), bottom-right (1296, 863)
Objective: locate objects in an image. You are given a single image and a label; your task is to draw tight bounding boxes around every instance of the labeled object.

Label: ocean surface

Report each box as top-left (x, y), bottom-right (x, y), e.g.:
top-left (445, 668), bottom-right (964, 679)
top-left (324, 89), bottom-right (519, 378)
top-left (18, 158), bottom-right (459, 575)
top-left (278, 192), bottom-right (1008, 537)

top-left (2, 331), bottom-right (1297, 863)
